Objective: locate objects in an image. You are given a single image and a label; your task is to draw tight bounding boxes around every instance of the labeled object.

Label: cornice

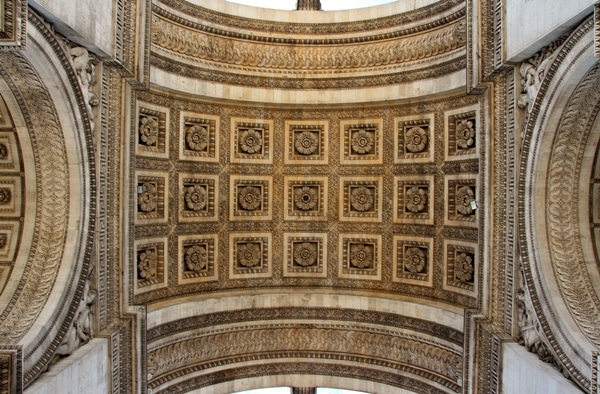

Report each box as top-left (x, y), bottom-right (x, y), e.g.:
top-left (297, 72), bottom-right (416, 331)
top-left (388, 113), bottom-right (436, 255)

top-left (155, 0), bottom-right (464, 36)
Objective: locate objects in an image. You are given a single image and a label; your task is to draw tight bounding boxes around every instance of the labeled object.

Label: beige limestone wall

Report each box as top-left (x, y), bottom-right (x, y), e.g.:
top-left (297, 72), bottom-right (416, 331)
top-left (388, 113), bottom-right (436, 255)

top-left (24, 338), bottom-right (109, 394)
top-left (501, 343), bottom-right (582, 394)
top-left (505, 0), bottom-right (595, 61)
top-left (29, 0), bottom-right (114, 57)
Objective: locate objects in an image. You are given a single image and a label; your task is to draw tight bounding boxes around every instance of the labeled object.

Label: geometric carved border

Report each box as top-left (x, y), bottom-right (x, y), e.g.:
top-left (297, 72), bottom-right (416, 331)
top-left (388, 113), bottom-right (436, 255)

top-left (285, 120), bottom-right (329, 165)
top-left (284, 176), bottom-right (328, 221)
top-left (339, 176), bottom-right (382, 223)
top-left (135, 101), bottom-right (170, 159)
top-left (393, 175), bottom-right (435, 224)
top-left (178, 173), bottom-right (219, 222)
top-left (0, 131), bottom-right (20, 172)
top-left (443, 239), bottom-right (477, 297)
top-left (0, 346), bottom-right (22, 394)
top-left (394, 113), bottom-right (435, 163)
top-left (179, 112), bottom-right (219, 162)
top-left (0, 220), bottom-right (19, 262)
top-left (0, 175), bottom-right (21, 217)
top-left (229, 175), bottom-right (272, 221)
top-left (0, 0), bottom-right (27, 48)
top-left (445, 174), bottom-right (478, 228)
top-left (229, 232), bottom-right (272, 279)
top-left (445, 105), bottom-right (480, 161)
top-left (392, 235), bottom-right (434, 287)
top-left (340, 119), bottom-right (383, 165)
top-left (283, 232), bottom-right (327, 278)
top-left (338, 233), bottom-right (382, 280)
top-left (230, 117), bottom-right (273, 164)
top-left (135, 171), bottom-right (169, 225)
top-left (134, 237), bottom-right (169, 294)
top-left (177, 234), bottom-right (218, 284)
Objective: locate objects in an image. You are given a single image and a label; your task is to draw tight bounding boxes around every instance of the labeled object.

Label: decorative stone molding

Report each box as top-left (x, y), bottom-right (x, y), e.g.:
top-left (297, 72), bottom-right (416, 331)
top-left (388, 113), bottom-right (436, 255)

top-left (445, 175), bottom-right (478, 227)
top-left (151, 10), bottom-right (466, 73)
top-left (177, 234), bottom-right (218, 284)
top-left (394, 175), bottom-right (435, 225)
top-left (284, 176), bottom-right (328, 221)
top-left (147, 324), bottom-right (462, 391)
top-left (283, 233), bottom-right (327, 278)
top-left (517, 37), bottom-right (566, 114)
top-left (340, 119), bottom-right (383, 165)
top-left (135, 171), bottom-right (168, 225)
top-left (178, 173), bottom-right (219, 222)
top-left (518, 16), bottom-right (597, 389)
top-left (229, 233), bottom-right (272, 279)
top-left (339, 176), bottom-right (382, 223)
top-left (394, 113), bottom-right (435, 163)
top-left (392, 235), bottom-right (434, 287)
top-left (444, 105), bottom-right (479, 161)
top-left (0, 345), bottom-right (21, 394)
top-left (285, 120), bottom-right (328, 165)
top-left (134, 237), bottom-right (168, 294)
top-left (0, 0), bottom-right (26, 49)
top-left (338, 234), bottom-right (382, 280)
top-left (55, 268), bottom-right (97, 358)
top-left (230, 118), bottom-right (273, 164)
top-left (443, 239), bottom-right (477, 297)
top-left (179, 112), bottom-right (219, 162)
top-left (296, 0), bottom-right (321, 11)
top-left (229, 175), bottom-right (272, 221)
top-left (135, 101), bottom-right (170, 159)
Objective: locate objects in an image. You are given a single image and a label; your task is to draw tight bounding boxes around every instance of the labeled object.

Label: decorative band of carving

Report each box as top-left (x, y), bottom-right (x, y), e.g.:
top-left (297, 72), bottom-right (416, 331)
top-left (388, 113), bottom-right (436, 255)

top-left (156, 0), bottom-right (464, 36)
top-left (546, 62), bottom-right (600, 345)
top-left (518, 16), bottom-right (595, 389)
top-left (151, 14), bottom-right (466, 72)
top-left (153, 362), bottom-right (451, 394)
top-left (148, 326), bottom-right (462, 390)
top-left (150, 53), bottom-right (467, 90)
top-left (0, 51), bottom-right (70, 343)
top-left (147, 307), bottom-right (464, 346)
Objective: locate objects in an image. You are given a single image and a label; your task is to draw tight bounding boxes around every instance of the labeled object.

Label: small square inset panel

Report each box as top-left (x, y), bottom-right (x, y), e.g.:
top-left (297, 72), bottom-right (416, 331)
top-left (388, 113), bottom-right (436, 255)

top-left (445, 105), bottom-right (479, 161)
top-left (339, 176), bottom-right (382, 222)
top-left (394, 114), bottom-right (435, 163)
top-left (338, 234), bottom-right (382, 280)
top-left (0, 176), bottom-right (21, 218)
top-left (179, 112), bottom-right (219, 162)
top-left (394, 175), bottom-right (435, 225)
top-left (177, 234), bottom-right (218, 284)
top-left (230, 175), bottom-right (272, 221)
top-left (135, 171), bottom-right (168, 225)
top-left (179, 173), bottom-right (219, 222)
top-left (135, 101), bottom-right (170, 159)
top-left (0, 132), bottom-right (20, 172)
top-left (0, 221), bottom-right (19, 262)
top-left (134, 237), bottom-right (168, 294)
top-left (443, 239), bottom-right (477, 296)
top-left (284, 176), bottom-right (328, 221)
top-left (340, 119), bottom-right (383, 165)
top-left (392, 236), bottom-right (433, 287)
top-left (229, 232), bottom-right (272, 279)
top-left (230, 118), bottom-right (273, 164)
top-left (284, 120), bottom-right (328, 164)
top-left (283, 233), bottom-right (327, 278)
top-left (445, 174), bottom-right (478, 227)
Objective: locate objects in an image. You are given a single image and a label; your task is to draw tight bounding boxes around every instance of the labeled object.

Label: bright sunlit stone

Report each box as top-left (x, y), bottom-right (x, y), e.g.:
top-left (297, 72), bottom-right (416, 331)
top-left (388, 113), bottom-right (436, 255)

top-left (227, 0), bottom-right (396, 11)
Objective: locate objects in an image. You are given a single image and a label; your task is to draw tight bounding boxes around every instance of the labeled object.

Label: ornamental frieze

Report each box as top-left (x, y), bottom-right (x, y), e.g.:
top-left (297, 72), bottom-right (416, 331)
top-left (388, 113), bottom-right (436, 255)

top-left (147, 325), bottom-right (462, 388)
top-left (151, 14), bottom-right (466, 73)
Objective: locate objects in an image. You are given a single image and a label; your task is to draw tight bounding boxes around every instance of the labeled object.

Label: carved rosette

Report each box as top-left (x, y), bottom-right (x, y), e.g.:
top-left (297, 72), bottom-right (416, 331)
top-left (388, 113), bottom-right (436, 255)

top-left (230, 176), bottom-right (271, 220)
top-left (230, 234), bottom-right (271, 278)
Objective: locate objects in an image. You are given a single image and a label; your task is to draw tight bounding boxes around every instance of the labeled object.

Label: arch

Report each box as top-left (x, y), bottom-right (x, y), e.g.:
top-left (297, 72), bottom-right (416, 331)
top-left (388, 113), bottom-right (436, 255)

top-left (0, 13), bottom-right (96, 388)
top-left (519, 15), bottom-right (600, 389)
